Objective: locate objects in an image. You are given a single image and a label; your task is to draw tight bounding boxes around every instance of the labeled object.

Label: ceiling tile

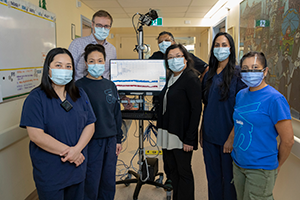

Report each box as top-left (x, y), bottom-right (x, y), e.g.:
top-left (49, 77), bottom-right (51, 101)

top-left (161, 12), bottom-right (185, 18)
top-left (187, 6), bottom-right (212, 12)
top-left (190, 0), bottom-right (218, 7)
top-left (185, 12), bottom-right (206, 18)
top-left (110, 13), bottom-right (130, 18)
top-left (82, 0), bottom-right (120, 8)
top-left (81, 0), bottom-right (218, 19)
top-left (123, 7), bottom-right (151, 13)
top-left (92, 7), bottom-right (126, 13)
top-left (118, 0), bottom-right (191, 7)
top-left (157, 7), bottom-right (188, 12)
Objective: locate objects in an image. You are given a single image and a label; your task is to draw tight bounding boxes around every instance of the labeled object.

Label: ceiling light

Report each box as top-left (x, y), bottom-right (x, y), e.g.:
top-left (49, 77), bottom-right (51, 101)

top-left (204, 0), bottom-right (228, 18)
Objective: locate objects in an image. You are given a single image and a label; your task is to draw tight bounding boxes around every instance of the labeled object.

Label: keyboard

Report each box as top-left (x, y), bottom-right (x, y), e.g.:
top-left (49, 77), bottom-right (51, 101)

top-left (121, 110), bottom-right (157, 120)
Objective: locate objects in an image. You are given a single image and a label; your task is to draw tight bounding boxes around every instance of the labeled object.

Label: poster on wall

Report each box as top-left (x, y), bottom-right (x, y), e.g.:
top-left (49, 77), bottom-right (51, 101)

top-left (0, 0), bottom-right (56, 101)
top-left (240, 0), bottom-right (300, 120)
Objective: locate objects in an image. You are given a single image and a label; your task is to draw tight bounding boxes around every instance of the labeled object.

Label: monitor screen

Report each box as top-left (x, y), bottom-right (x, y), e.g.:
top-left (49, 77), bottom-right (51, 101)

top-left (110, 59), bottom-right (166, 95)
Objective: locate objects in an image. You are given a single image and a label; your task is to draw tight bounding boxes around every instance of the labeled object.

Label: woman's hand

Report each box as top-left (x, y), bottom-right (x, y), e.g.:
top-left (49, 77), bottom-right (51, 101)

top-left (223, 138), bottom-right (233, 153)
top-left (276, 119), bottom-right (294, 171)
top-left (60, 146), bottom-right (81, 163)
top-left (223, 127), bottom-right (234, 153)
top-left (183, 144), bottom-right (194, 152)
top-left (116, 143), bottom-right (122, 156)
top-left (199, 128), bottom-right (203, 148)
top-left (73, 153), bottom-right (85, 167)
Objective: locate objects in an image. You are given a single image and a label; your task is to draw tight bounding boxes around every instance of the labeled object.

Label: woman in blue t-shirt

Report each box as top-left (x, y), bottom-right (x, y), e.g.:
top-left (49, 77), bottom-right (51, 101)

top-left (20, 48), bottom-right (96, 200)
top-left (75, 44), bottom-right (123, 200)
top-left (201, 32), bottom-right (246, 200)
top-left (232, 51), bottom-right (294, 200)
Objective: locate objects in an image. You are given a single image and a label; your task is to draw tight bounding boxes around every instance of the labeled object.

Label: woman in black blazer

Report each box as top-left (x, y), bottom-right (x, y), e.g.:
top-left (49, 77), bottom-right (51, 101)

top-left (157, 44), bottom-right (202, 200)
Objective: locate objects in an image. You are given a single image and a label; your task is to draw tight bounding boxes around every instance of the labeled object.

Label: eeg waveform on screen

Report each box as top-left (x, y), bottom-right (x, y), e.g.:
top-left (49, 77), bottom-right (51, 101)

top-left (110, 60), bottom-right (166, 91)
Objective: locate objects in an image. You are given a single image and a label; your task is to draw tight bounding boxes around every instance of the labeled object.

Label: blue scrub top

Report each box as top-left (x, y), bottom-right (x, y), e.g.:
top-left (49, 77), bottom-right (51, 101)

top-left (20, 87), bottom-right (96, 191)
top-left (202, 68), bottom-right (246, 145)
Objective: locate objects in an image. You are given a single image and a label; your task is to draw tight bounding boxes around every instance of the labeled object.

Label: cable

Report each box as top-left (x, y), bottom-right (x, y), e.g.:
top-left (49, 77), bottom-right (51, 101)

top-left (143, 121), bottom-right (161, 158)
top-left (140, 149), bottom-right (149, 182)
top-left (143, 121), bottom-right (158, 147)
top-left (132, 13), bottom-right (138, 34)
top-left (133, 120), bottom-right (139, 138)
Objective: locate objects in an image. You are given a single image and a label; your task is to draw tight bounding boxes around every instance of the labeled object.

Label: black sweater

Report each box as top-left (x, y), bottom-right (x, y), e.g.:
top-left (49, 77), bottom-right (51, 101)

top-left (157, 68), bottom-right (202, 150)
top-left (76, 77), bottom-right (123, 143)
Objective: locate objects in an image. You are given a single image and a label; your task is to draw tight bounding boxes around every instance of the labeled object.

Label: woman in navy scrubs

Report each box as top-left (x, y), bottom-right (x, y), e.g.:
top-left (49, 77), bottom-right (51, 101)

top-left (201, 32), bottom-right (246, 200)
top-left (20, 48), bottom-right (96, 200)
top-left (76, 44), bottom-right (123, 200)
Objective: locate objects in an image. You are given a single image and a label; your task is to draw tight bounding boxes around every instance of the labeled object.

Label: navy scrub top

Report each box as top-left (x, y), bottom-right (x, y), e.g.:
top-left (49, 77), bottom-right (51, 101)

top-left (20, 87), bottom-right (96, 191)
top-left (202, 68), bottom-right (246, 146)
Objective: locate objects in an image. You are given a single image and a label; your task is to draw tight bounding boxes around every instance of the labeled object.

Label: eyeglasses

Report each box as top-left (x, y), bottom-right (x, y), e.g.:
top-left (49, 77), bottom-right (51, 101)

top-left (241, 64), bottom-right (264, 71)
top-left (167, 54), bottom-right (184, 60)
top-left (94, 23), bottom-right (111, 29)
top-left (241, 68), bottom-right (265, 72)
top-left (158, 39), bottom-right (173, 44)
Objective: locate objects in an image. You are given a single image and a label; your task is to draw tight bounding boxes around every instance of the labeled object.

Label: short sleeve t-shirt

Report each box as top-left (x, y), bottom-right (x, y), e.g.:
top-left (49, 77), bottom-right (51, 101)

top-left (231, 85), bottom-right (291, 170)
top-left (20, 87), bottom-right (96, 191)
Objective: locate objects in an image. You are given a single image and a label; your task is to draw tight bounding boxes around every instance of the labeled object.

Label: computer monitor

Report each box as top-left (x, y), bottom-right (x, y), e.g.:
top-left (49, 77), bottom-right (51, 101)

top-left (110, 59), bottom-right (166, 95)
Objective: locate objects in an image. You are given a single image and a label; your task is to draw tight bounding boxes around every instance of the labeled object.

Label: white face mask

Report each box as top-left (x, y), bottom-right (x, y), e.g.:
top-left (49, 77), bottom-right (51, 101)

top-left (49, 68), bottom-right (73, 85)
top-left (88, 64), bottom-right (105, 78)
top-left (159, 41), bottom-right (172, 54)
top-left (94, 27), bottom-right (110, 40)
top-left (168, 57), bottom-right (185, 72)
top-left (213, 47), bottom-right (231, 61)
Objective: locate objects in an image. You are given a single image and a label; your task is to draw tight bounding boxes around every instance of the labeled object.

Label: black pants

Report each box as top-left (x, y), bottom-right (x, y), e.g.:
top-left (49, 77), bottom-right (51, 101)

top-left (164, 149), bottom-right (194, 200)
top-left (162, 149), bottom-right (171, 179)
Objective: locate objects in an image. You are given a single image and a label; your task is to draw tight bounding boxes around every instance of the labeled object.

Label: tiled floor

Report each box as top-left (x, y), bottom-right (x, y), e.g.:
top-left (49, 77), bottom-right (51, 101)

top-left (114, 120), bottom-right (208, 200)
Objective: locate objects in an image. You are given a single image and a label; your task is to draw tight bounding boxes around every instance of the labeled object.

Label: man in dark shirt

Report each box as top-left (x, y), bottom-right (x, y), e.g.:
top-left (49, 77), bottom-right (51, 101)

top-left (149, 31), bottom-right (208, 78)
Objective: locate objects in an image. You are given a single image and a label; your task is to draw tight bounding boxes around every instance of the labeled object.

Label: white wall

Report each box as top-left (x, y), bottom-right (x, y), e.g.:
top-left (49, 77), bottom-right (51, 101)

top-left (0, 98), bottom-right (35, 200)
top-left (0, 1), bottom-right (95, 199)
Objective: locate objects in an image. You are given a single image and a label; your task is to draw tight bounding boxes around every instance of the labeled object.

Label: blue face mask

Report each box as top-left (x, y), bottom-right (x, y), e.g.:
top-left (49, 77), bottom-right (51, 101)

top-left (213, 47), bottom-right (231, 61)
top-left (159, 41), bottom-right (172, 54)
top-left (49, 68), bottom-right (73, 85)
top-left (94, 27), bottom-right (110, 40)
top-left (241, 71), bottom-right (265, 87)
top-left (88, 64), bottom-right (105, 78)
top-left (168, 57), bottom-right (185, 72)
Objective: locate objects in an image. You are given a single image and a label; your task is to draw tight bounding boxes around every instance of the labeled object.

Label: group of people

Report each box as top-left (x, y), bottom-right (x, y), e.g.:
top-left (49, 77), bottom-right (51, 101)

top-left (20, 10), bottom-right (122, 200)
top-left (19, 8), bottom-right (294, 200)
top-left (156, 31), bottom-right (294, 200)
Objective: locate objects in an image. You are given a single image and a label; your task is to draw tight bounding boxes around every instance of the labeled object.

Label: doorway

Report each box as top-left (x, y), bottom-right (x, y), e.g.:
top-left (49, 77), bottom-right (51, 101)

top-left (81, 15), bottom-right (92, 37)
top-left (212, 17), bottom-right (227, 40)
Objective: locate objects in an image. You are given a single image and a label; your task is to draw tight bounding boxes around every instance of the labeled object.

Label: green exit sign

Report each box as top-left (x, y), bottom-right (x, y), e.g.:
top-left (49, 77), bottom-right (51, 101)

top-left (151, 17), bottom-right (163, 26)
top-left (256, 20), bottom-right (269, 27)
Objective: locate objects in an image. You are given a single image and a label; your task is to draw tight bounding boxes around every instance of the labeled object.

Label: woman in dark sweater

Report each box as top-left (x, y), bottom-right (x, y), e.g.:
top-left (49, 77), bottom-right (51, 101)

top-left (75, 44), bottom-right (123, 200)
top-left (157, 44), bottom-right (202, 200)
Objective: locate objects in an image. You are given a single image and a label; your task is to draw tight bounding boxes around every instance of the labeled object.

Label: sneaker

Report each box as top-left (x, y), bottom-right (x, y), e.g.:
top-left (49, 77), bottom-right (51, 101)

top-left (164, 179), bottom-right (173, 190)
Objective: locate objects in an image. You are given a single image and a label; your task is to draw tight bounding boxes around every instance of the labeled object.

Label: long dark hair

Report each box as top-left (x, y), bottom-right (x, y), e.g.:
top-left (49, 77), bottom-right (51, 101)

top-left (204, 32), bottom-right (237, 101)
top-left (39, 48), bottom-right (80, 102)
top-left (164, 44), bottom-right (198, 79)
